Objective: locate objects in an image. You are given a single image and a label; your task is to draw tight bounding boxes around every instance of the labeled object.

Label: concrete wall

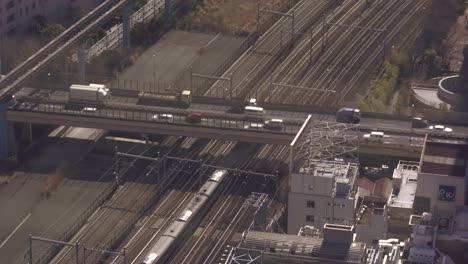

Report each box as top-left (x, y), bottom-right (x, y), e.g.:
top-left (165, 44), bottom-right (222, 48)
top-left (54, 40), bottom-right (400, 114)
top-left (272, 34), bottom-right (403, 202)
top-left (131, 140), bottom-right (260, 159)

top-left (355, 213), bottom-right (387, 244)
top-left (290, 173), bottom-right (334, 195)
top-left (287, 192), bottom-right (354, 234)
top-left (416, 173), bottom-right (465, 212)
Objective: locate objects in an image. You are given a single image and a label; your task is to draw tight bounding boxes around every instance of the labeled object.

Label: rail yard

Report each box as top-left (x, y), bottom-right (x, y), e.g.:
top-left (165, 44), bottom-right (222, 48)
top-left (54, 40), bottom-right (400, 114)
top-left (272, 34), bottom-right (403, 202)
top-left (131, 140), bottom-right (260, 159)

top-left (1, 0), bottom-right (468, 264)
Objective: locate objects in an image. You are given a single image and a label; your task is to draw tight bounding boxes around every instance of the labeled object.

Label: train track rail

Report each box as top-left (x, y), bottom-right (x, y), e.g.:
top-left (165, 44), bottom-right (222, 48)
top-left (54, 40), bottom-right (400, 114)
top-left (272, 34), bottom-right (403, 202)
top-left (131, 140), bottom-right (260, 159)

top-left (169, 142), bottom-right (284, 264)
top-left (203, 0), bottom-right (334, 98)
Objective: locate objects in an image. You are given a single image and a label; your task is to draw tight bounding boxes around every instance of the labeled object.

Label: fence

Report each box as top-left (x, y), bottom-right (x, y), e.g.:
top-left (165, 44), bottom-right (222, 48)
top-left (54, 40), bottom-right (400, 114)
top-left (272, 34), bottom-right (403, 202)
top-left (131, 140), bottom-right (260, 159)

top-left (13, 103), bottom-right (299, 134)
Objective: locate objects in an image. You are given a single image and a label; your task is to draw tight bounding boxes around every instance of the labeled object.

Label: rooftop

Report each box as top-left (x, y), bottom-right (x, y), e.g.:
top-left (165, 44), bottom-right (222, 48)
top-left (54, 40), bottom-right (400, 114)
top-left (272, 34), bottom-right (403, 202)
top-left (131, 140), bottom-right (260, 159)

top-left (298, 159), bottom-right (359, 198)
top-left (236, 230), bottom-right (366, 264)
top-left (420, 138), bottom-right (468, 177)
top-left (298, 159), bottom-right (359, 182)
top-left (356, 196), bottom-right (387, 225)
top-left (388, 161), bottom-right (418, 209)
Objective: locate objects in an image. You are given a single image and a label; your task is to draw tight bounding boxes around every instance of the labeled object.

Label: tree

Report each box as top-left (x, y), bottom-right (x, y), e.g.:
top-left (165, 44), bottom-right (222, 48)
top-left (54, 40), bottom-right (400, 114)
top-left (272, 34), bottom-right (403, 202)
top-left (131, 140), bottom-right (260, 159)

top-left (28, 15), bottom-right (48, 35)
top-left (40, 23), bottom-right (66, 42)
top-left (63, 6), bottom-right (84, 27)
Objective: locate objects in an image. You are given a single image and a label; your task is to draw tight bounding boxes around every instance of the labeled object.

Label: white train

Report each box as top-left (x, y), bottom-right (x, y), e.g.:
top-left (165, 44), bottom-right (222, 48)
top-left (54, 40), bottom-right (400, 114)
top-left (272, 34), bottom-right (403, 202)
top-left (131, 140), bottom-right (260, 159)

top-left (141, 169), bottom-right (228, 264)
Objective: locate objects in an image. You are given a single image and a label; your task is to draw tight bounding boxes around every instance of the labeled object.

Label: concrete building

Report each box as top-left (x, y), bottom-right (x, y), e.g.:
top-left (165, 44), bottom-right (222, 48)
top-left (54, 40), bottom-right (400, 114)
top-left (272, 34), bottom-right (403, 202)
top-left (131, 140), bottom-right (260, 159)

top-left (387, 160), bottom-right (419, 238)
top-left (287, 159), bottom-right (359, 234)
top-left (415, 138), bottom-right (468, 221)
top-left (229, 224), bottom-right (367, 264)
top-left (355, 196), bottom-right (388, 244)
top-left (0, 0), bottom-right (102, 36)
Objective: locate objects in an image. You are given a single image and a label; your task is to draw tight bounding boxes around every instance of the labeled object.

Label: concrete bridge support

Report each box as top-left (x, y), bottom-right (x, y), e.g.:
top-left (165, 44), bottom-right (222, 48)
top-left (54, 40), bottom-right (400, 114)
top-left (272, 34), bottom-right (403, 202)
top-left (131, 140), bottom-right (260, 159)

top-left (0, 103), bottom-right (16, 160)
top-left (0, 103), bottom-right (8, 159)
top-left (122, 4), bottom-right (132, 53)
top-left (78, 44), bottom-right (86, 84)
top-left (165, 0), bottom-right (171, 19)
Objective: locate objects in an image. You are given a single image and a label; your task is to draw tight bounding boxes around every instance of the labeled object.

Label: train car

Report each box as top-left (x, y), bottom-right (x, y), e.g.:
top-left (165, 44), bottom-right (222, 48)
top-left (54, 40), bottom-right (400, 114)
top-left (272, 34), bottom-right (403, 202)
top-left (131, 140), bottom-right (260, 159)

top-left (141, 169), bottom-right (228, 264)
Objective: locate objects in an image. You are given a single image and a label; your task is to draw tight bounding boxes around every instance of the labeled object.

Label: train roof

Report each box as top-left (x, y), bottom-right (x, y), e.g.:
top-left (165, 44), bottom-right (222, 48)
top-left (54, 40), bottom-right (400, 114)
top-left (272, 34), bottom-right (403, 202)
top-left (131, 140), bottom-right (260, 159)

top-left (209, 170), bottom-right (227, 182)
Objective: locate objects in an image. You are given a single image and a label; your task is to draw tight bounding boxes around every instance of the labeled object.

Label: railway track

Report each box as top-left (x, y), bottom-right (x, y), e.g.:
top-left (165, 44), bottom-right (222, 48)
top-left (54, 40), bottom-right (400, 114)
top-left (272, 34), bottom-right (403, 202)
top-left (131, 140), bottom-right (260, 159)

top-left (260, 0), bottom-right (427, 106)
top-left (257, 0), bottom-right (369, 102)
top-left (48, 144), bottom-right (160, 264)
top-left (169, 143), bottom-right (283, 264)
top-left (203, 0), bottom-right (335, 98)
top-left (47, 136), bottom-right (201, 264)
top-left (101, 140), bottom-right (236, 264)
top-left (108, 140), bottom-right (234, 263)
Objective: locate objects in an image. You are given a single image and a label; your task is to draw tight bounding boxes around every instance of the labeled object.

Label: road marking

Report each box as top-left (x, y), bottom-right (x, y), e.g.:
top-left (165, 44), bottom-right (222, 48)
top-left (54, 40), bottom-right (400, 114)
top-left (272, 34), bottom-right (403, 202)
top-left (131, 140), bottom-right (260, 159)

top-left (203, 33), bottom-right (221, 49)
top-left (0, 213), bottom-right (32, 249)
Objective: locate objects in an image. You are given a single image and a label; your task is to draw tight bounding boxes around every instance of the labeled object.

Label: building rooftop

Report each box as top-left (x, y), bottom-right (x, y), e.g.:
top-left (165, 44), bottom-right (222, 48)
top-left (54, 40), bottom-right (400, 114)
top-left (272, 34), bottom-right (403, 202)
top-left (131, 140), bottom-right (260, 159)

top-left (420, 138), bottom-right (468, 177)
top-left (388, 161), bottom-right (418, 209)
top-left (236, 230), bottom-right (366, 264)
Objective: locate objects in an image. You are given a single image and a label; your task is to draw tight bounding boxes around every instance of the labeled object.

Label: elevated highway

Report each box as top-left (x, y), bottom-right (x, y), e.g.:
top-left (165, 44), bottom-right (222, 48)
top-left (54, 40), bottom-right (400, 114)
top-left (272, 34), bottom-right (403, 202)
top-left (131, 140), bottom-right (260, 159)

top-left (6, 92), bottom-right (468, 153)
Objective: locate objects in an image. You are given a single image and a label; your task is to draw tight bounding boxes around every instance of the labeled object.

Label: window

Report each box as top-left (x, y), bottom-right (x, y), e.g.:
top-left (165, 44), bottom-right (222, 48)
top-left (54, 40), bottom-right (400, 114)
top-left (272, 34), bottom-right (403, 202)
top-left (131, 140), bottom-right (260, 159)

top-left (7, 14), bottom-right (15, 24)
top-left (306, 215), bottom-right (315, 222)
top-left (306, 201), bottom-right (315, 208)
top-left (7, 1), bottom-right (15, 10)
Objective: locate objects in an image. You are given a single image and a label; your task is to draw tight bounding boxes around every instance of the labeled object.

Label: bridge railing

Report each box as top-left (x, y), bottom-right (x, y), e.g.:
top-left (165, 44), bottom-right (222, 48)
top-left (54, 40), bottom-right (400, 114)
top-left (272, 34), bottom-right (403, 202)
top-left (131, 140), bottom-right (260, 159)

top-left (15, 103), bottom-right (298, 135)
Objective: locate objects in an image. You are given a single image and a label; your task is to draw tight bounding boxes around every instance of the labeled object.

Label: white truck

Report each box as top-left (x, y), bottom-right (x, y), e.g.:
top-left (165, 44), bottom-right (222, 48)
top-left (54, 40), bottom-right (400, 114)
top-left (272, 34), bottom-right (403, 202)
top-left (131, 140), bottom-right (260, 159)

top-left (69, 83), bottom-right (111, 103)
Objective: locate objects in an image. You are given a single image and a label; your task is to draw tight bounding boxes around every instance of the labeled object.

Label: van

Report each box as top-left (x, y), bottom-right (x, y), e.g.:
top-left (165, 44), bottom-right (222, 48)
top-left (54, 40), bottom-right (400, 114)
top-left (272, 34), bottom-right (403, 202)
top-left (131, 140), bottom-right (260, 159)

top-left (82, 107), bottom-right (97, 112)
top-left (152, 113), bottom-right (174, 123)
top-left (363, 131), bottom-right (384, 143)
top-left (186, 112), bottom-right (202, 124)
top-left (244, 123), bottom-right (264, 130)
top-left (264, 119), bottom-right (284, 130)
top-left (411, 117), bottom-right (428, 128)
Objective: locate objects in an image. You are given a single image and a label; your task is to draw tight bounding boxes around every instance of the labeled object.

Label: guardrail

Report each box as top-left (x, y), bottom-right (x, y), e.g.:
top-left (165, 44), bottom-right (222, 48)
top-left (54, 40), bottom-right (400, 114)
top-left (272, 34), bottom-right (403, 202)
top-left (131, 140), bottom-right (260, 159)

top-left (360, 124), bottom-right (468, 139)
top-left (8, 103), bottom-right (299, 136)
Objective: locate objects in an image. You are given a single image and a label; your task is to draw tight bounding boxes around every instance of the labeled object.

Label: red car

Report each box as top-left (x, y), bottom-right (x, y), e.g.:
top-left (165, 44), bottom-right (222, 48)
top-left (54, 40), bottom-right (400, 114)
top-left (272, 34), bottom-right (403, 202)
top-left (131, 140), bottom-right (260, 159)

top-left (186, 112), bottom-right (202, 124)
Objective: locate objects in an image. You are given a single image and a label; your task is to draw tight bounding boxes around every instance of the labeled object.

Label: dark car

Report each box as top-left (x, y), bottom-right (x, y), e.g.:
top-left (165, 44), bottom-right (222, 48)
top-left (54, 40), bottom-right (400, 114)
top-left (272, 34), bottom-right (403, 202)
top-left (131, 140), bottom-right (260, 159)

top-left (411, 117), bottom-right (428, 128)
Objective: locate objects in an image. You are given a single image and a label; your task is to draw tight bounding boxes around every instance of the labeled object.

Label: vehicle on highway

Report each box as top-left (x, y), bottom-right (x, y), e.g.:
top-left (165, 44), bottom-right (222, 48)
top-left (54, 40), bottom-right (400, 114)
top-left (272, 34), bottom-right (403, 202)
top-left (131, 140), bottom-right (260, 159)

top-left (69, 83), bottom-right (111, 103)
top-left (82, 107), bottom-right (97, 112)
top-left (186, 112), bottom-right (202, 124)
top-left (428, 125), bottom-right (452, 133)
top-left (412, 117), bottom-right (428, 128)
top-left (264, 119), bottom-right (284, 130)
top-left (244, 106), bottom-right (265, 121)
top-left (244, 123), bottom-right (264, 130)
top-left (152, 114), bottom-right (174, 122)
top-left (141, 169), bottom-right (228, 264)
top-left (336, 108), bottom-right (361, 124)
top-left (248, 98), bottom-right (257, 106)
top-left (138, 90), bottom-right (191, 107)
top-left (363, 131), bottom-right (384, 143)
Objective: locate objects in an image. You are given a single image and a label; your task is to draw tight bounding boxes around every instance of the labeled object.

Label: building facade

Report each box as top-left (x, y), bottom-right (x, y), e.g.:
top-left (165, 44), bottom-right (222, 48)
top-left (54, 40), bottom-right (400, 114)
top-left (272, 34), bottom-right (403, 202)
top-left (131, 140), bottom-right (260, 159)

top-left (0, 0), bottom-right (102, 36)
top-left (287, 160), bottom-right (359, 234)
top-left (415, 138), bottom-right (468, 230)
